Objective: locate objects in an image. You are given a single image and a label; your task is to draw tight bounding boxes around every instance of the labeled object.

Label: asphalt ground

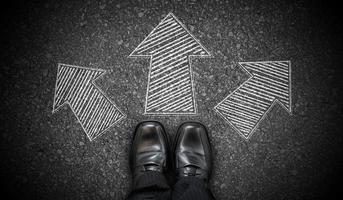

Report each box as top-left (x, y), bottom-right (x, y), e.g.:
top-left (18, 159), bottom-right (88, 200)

top-left (1, 0), bottom-right (342, 199)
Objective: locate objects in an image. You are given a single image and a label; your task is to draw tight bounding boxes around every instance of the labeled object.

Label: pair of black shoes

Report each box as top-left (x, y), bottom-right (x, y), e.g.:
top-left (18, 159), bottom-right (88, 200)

top-left (130, 121), bottom-right (212, 184)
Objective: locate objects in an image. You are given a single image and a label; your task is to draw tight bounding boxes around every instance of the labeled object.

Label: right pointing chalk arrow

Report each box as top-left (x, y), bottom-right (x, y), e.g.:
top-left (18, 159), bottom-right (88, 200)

top-left (214, 61), bottom-right (292, 139)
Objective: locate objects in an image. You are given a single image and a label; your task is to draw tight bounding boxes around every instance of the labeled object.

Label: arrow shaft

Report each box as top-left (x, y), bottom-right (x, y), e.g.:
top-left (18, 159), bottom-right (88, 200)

top-left (150, 65), bottom-right (188, 85)
top-left (148, 84), bottom-right (190, 110)
top-left (88, 99), bottom-right (108, 137)
top-left (225, 94), bottom-right (267, 114)
top-left (148, 80), bottom-right (190, 102)
top-left (153, 45), bottom-right (200, 67)
top-left (151, 57), bottom-right (188, 76)
top-left (149, 72), bottom-right (189, 92)
top-left (80, 90), bottom-right (98, 121)
top-left (240, 87), bottom-right (274, 101)
top-left (245, 82), bottom-right (288, 100)
top-left (231, 92), bottom-right (270, 107)
top-left (146, 57), bottom-right (195, 114)
top-left (75, 79), bottom-right (94, 113)
top-left (160, 94), bottom-right (192, 111)
top-left (216, 88), bottom-right (271, 137)
top-left (82, 91), bottom-right (119, 139)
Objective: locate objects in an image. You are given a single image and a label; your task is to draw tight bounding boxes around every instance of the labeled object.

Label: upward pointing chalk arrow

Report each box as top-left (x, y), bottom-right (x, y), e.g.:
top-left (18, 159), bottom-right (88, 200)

top-left (52, 63), bottom-right (126, 141)
top-left (214, 61), bottom-right (292, 139)
top-left (129, 12), bottom-right (211, 115)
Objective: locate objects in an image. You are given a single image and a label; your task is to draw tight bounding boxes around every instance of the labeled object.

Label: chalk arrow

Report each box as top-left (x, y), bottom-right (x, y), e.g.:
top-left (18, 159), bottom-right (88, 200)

top-left (129, 12), bottom-right (211, 115)
top-left (52, 63), bottom-right (126, 141)
top-left (214, 61), bottom-right (292, 139)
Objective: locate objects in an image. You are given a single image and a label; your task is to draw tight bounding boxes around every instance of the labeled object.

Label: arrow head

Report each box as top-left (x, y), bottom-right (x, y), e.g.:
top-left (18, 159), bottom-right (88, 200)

top-left (52, 63), bottom-right (105, 113)
top-left (130, 12), bottom-right (211, 57)
top-left (239, 61), bottom-right (292, 113)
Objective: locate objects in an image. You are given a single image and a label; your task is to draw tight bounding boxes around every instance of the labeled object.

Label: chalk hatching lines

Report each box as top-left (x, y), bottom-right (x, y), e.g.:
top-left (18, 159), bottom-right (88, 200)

top-left (53, 63), bottom-right (126, 141)
top-left (214, 61), bottom-right (291, 139)
top-left (130, 12), bottom-right (211, 114)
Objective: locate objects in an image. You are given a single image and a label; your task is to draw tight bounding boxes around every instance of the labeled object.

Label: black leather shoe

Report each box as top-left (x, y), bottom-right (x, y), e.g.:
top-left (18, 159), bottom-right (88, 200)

top-left (130, 121), bottom-right (169, 179)
top-left (174, 122), bottom-right (212, 182)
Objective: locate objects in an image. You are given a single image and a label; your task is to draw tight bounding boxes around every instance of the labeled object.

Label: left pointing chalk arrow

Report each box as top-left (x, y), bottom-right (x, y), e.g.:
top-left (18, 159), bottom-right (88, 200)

top-left (52, 63), bottom-right (126, 141)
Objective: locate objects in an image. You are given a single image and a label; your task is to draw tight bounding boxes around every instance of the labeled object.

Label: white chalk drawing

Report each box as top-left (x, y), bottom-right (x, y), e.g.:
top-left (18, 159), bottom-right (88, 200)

top-left (129, 12), bottom-right (211, 115)
top-left (52, 63), bottom-right (126, 141)
top-left (214, 61), bottom-right (292, 139)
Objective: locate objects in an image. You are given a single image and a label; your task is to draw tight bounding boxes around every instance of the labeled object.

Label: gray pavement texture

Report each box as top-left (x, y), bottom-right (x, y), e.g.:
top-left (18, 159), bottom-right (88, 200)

top-left (1, 0), bottom-right (343, 199)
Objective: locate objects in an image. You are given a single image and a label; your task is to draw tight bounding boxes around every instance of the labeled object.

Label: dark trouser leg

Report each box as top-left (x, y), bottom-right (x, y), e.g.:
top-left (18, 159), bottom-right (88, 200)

top-left (127, 171), bottom-right (171, 200)
top-left (172, 177), bottom-right (215, 200)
